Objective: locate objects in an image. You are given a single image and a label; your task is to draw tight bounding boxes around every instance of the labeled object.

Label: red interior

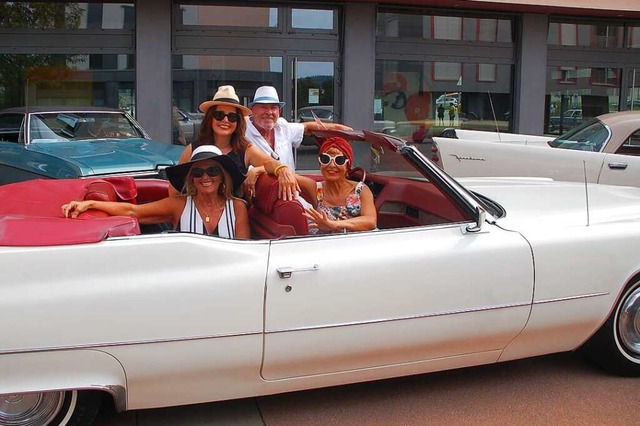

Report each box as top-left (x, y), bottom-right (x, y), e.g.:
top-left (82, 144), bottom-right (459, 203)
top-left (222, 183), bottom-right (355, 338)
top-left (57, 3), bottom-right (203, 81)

top-left (0, 170), bottom-right (470, 246)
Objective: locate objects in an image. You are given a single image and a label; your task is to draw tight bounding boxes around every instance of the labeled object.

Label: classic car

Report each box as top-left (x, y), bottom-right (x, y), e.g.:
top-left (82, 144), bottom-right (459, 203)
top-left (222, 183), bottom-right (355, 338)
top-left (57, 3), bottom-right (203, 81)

top-left (2, 129), bottom-right (640, 425)
top-left (431, 111), bottom-right (640, 187)
top-left (0, 106), bottom-right (183, 185)
top-left (548, 108), bottom-right (583, 133)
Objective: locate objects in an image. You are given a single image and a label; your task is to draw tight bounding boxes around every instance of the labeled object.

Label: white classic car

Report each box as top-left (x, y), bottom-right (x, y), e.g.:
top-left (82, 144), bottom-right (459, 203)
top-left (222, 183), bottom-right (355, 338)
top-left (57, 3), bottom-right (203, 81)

top-left (432, 112), bottom-right (640, 187)
top-left (2, 130), bottom-right (640, 425)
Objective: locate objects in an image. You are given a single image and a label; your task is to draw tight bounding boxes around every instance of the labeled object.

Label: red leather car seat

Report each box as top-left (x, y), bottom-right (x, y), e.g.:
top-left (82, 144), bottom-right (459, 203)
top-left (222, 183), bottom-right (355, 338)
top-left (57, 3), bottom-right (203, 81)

top-left (249, 174), bottom-right (308, 238)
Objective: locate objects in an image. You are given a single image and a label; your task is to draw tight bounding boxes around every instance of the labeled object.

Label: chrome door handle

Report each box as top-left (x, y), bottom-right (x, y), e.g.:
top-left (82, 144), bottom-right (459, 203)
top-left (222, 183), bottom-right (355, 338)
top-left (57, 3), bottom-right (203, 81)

top-left (608, 162), bottom-right (628, 170)
top-left (276, 264), bottom-right (320, 279)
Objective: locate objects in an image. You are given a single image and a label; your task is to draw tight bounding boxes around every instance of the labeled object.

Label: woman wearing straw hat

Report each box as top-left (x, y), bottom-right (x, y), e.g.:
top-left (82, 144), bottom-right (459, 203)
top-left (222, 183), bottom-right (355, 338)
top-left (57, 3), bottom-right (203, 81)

top-left (62, 145), bottom-right (250, 239)
top-left (174, 85), bottom-right (299, 201)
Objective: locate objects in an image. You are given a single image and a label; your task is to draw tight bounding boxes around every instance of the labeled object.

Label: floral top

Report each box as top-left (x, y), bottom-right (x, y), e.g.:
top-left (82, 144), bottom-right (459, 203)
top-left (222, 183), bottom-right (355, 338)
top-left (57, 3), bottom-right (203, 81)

top-left (308, 181), bottom-right (364, 234)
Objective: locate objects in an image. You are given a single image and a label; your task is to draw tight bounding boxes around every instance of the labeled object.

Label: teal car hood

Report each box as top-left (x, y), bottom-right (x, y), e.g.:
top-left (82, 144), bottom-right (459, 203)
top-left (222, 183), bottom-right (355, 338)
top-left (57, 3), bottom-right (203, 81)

top-left (26, 138), bottom-right (183, 175)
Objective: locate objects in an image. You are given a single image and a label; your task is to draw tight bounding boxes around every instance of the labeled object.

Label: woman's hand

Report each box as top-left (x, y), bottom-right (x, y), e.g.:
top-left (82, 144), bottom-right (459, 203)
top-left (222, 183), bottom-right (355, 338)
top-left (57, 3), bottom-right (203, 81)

top-left (243, 167), bottom-right (263, 198)
top-left (303, 207), bottom-right (338, 232)
top-left (277, 167), bottom-right (300, 201)
top-left (61, 200), bottom-right (91, 218)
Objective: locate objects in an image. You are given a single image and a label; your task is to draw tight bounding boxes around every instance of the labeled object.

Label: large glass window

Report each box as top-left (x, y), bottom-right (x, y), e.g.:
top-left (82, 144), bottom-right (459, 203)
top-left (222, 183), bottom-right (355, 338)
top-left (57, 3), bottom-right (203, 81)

top-left (375, 9), bottom-right (514, 140)
top-left (376, 60), bottom-right (512, 142)
top-left (0, 53), bottom-right (135, 112)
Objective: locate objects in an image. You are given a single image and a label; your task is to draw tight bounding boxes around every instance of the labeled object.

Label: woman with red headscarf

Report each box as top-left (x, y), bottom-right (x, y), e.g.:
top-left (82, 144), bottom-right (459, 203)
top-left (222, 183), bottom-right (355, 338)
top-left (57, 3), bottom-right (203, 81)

top-left (296, 137), bottom-right (377, 234)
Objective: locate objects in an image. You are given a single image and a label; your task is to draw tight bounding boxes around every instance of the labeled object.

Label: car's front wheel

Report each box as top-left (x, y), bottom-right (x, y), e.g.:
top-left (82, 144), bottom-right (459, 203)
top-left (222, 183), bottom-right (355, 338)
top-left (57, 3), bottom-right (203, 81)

top-left (582, 279), bottom-right (640, 376)
top-left (0, 390), bottom-right (102, 426)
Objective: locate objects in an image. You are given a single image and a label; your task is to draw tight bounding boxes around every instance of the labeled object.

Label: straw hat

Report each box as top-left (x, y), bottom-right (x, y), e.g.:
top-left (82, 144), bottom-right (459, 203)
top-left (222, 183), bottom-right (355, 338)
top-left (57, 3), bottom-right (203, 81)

top-left (165, 145), bottom-right (245, 193)
top-left (248, 86), bottom-right (285, 108)
top-left (199, 85), bottom-right (251, 116)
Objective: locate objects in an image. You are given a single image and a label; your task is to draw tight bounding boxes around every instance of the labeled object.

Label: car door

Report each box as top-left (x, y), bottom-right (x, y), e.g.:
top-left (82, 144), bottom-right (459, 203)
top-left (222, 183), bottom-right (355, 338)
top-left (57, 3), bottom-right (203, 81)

top-left (261, 222), bottom-right (534, 380)
top-left (598, 130), bottom-right (640, 186)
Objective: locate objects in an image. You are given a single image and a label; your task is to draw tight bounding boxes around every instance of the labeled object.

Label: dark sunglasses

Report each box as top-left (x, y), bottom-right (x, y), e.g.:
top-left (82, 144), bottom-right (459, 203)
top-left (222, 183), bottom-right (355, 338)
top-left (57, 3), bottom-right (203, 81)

top-left (318, 153), bottom-right (349, 166)
top-left (212, 110), bottom-right (240, 123)
top-left (191, 166), bottom-right (222, 178)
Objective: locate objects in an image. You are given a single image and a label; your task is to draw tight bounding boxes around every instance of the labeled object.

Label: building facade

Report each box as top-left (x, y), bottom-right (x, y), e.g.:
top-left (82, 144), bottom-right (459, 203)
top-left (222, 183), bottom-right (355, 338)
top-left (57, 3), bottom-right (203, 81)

top-left (1, 0), bottom-right (639, 146)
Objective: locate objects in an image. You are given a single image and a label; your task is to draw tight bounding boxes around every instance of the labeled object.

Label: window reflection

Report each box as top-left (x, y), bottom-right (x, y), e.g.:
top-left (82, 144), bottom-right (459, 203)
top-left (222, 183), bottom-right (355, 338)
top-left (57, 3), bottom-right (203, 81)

top-left (177, 4), bottom-right (277, 28)
top-left (377, 12), bottom-right (512, 43)
top-left (628, 27), bottom-right (640, 48)
top-left (0, 53), bottom-right (135, 113)
top-left (172, 54), bottom-right (283, 115)
top-left (375, 60), bottom-right (512, 142)
top-left (0, 2), bottom-right (134, 30)
top-left (545, 66), bottom-right (620, 134)
top-left (292, 9), bottom-right (333, 30)
top-left (548, 22), bottom-right (623, 48)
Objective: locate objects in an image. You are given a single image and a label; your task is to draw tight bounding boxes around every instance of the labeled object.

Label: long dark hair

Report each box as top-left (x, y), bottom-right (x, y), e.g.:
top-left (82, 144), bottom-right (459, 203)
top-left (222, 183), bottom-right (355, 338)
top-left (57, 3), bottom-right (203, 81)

top-left (196, 106), bottom-right (249, 153)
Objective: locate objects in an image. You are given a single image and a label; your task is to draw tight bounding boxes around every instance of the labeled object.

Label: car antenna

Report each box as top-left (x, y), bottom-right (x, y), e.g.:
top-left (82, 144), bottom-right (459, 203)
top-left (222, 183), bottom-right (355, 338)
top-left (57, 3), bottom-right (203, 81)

top-left (583, 161), bottom-right (590, 226)
top-left (487, 91), bottom-right (502, 142)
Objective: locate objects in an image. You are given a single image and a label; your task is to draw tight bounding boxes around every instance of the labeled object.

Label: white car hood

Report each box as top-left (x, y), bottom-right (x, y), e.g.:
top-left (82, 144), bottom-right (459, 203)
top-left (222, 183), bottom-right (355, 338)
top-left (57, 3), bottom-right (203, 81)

top-left (460, 177), bottom-right (640, 228)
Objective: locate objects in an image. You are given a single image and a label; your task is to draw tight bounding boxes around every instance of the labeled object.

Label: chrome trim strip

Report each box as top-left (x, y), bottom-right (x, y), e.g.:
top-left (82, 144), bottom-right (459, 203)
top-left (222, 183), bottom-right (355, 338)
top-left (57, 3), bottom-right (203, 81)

top-left (2, 294), bottom-right (608, 355)
top-left (266, 301), bottom-right (533, 334)
top-left (0, 330), bottom-right (262, 356)
top-left (533, 292), bottom-right (609, 305)
top-left (94, 385), bottom-right (127, 412)
top-left (266, 292), bottom-right (610, 335)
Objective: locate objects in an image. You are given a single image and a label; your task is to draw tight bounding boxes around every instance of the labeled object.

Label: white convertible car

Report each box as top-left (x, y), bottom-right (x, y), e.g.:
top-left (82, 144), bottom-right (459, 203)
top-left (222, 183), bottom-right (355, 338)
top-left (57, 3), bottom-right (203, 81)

top-left (432, 111), bottom-right (640, 187)
top-left (2, 130), bottom-right (640, 426)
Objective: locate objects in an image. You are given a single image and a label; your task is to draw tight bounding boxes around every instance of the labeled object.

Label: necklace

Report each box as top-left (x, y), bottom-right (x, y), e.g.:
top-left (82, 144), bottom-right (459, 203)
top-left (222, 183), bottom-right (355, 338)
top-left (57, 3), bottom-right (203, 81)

top-left (197, 199), bottom-right (224, 223)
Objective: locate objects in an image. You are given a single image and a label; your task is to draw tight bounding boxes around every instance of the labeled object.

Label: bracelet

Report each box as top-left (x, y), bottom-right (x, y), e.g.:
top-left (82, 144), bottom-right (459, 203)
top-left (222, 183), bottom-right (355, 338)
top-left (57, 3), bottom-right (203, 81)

top-left (273, 164), bottom-right (289, 177)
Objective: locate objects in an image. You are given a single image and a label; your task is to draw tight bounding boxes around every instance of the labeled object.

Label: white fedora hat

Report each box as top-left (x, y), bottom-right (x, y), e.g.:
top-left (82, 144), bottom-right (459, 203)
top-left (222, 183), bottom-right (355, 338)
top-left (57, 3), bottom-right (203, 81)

top-left (199, 85), bottom-right (251, 116)
top-left (249, 86), bottom-right (285, 108)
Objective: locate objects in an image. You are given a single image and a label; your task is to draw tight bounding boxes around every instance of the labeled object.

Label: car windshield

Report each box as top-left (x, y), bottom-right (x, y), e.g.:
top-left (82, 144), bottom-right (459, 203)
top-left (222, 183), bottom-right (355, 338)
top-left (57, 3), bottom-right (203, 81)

top-left (29, 112), bottom-right (144, 143)
top-left (548, 118), bottom-right (609, 152)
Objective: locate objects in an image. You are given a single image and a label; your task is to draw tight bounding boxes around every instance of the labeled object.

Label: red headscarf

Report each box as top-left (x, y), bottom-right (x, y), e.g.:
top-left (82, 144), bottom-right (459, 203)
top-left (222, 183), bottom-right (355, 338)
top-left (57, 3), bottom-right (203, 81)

top-left (319, 137), bottom-right (353, 167)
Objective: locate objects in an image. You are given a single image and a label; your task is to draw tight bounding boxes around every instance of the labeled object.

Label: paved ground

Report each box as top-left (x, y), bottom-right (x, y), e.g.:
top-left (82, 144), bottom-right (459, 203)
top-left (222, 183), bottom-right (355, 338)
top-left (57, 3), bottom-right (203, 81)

top-left (95, 352), bottom-right (639, 425)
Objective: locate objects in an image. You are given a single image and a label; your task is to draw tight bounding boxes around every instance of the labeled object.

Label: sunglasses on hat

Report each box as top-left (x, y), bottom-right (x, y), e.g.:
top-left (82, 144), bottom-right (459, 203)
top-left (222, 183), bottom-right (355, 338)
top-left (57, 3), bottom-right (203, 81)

top-left (191, 166), bottom-right (222, 178)
top-left (212, 110), bottom-right (240, 123)
top-left (318, 153), bottom-right (349, 166)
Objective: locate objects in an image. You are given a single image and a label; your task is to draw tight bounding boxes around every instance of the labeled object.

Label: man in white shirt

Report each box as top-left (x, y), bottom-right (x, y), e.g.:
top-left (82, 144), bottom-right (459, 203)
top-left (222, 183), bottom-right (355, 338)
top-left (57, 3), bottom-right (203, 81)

top-left (245, 86), bottom-right (351, 171)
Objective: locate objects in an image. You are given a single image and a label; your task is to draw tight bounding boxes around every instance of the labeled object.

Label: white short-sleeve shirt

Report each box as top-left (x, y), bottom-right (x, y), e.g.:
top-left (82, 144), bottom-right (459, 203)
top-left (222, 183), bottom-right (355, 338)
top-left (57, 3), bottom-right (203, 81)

top-left (245, 117), bottom-right (304, 171)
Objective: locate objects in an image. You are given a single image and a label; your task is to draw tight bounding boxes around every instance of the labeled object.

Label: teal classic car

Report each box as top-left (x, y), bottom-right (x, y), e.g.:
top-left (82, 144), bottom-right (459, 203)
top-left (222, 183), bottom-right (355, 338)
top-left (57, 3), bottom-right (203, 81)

top-left (0, 106), bottom-right (183, 185)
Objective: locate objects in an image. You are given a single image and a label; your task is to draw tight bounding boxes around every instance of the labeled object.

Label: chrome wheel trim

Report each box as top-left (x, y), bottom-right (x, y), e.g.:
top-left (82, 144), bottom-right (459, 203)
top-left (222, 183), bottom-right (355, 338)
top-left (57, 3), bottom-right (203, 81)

top-left (617, 285), bottom-right (640, 360)
top-left (0, 391), bottom-right (65, 426)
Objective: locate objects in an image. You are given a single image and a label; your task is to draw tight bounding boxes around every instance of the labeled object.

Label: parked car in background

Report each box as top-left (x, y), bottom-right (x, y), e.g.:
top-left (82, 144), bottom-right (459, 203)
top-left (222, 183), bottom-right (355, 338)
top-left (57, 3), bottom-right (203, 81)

top-left (435, 94), bottom-right (459, 108)
top-left (432, 111), bottom-right (640, 187)
top-left (0, 106), bottom-right (183, 185)
top-left (548, 108), bottom-right (583, 133)
top-left (2, 129), bottom-right (640, 425)
top-left (173, 107), bottom-right (203, 145)
top-left (297, 105), bottom-right (334, 123)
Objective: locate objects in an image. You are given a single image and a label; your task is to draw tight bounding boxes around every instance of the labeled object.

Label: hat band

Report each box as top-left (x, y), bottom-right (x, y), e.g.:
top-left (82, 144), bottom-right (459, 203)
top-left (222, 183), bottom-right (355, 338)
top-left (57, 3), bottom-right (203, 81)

top-left (252, 96), bottom-right (282, 104)
top-left (213, 97), bottom-right (241, 105)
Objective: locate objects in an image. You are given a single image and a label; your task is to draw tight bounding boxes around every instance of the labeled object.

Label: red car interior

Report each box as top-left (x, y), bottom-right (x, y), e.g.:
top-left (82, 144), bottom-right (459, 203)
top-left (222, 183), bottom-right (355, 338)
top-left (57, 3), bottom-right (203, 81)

top-left (0, 166), bottom-right (470, 246)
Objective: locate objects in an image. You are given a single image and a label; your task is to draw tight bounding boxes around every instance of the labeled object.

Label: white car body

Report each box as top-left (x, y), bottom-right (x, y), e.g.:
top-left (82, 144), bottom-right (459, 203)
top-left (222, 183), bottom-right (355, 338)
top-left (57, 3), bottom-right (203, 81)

top-left (433, 112), bottom-right (640, 187)
top-left (2, 130), bottom-right (640, 424)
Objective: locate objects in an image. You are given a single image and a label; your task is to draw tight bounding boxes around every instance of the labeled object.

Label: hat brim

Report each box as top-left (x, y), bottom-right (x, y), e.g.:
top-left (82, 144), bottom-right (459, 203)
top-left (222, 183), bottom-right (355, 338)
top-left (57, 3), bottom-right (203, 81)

top-left (199, 100), bottom-right (252, 116)
top-left (248, 100), bottom-right (285, 108)
top-left (166, 152), bottom-right (246, 193)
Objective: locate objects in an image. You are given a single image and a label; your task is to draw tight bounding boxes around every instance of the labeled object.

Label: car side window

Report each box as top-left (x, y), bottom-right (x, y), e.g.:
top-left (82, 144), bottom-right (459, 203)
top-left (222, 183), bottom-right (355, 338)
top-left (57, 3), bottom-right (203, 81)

top-left (616, 130), bottom-right (640, 156)
top-left (0, 114), bottom-right (24, 143)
